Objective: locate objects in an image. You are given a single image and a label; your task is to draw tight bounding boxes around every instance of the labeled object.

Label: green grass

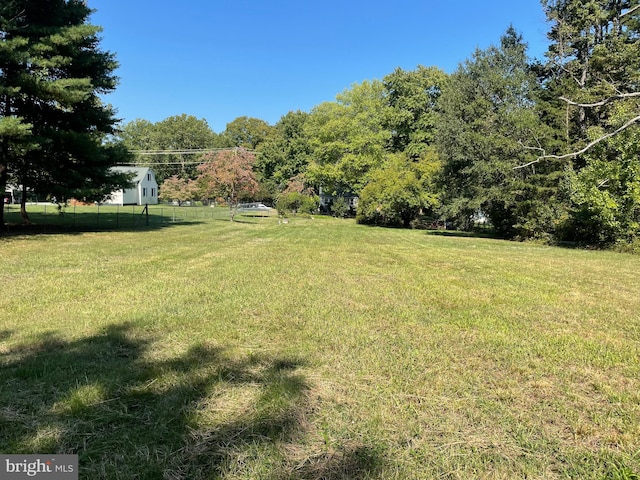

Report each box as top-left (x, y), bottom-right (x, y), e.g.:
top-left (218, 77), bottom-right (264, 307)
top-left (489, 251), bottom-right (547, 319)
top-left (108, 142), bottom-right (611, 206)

top-left (1, 215), bottom-right (639, 479)
top-left (2, 203), bottom-right (251, 232)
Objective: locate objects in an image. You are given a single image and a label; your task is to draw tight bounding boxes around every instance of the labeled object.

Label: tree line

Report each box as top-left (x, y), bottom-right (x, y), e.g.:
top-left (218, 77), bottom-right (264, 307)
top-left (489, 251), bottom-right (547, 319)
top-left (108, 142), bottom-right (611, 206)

top-left (2, 1), bottom-right (639, 247)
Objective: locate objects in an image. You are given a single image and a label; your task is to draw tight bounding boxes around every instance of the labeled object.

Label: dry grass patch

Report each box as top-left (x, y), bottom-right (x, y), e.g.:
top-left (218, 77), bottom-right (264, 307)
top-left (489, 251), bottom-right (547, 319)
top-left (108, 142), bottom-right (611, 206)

top-left (1, 216), bottom-right (639, 478)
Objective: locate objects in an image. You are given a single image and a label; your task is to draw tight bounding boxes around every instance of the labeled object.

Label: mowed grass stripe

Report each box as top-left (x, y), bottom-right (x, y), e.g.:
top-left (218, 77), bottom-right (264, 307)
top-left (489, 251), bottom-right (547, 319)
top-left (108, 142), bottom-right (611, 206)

top-left (1, 215), bottom-right (639, 479)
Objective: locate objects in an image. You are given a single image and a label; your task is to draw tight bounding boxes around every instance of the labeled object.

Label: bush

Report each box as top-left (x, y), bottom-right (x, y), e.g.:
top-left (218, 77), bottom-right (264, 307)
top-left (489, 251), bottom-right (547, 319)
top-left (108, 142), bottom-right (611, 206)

top-left (276, 192), bottom-right (318, 216)
top-left (331, 197), bottom-right (350, 218)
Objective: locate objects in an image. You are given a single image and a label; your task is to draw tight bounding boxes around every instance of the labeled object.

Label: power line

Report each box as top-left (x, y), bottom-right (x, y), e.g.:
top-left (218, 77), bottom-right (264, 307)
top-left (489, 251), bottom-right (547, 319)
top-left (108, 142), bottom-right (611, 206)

top-left (117, 161), bottom-right (209, 165)
top-left (129, 148), bottom-right (258, 155)
top-left (116, 147), bottom-right (260, 166)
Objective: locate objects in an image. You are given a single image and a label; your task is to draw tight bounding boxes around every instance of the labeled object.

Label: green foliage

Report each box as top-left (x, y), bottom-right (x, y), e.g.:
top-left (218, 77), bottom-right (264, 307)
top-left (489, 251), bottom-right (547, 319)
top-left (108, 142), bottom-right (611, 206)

top-left (558, 124), bottom-right (640, 246)
top-left (436, 26), bottom-right (558, 238)
top-left (330, 196), bottom-right (350, 218)
top-left (3, 0), bottom-right (630, 246)
top-left (275, 191), bottom-right (318, 216)
top-left (383, 65), bottom-right (448, 158)
top-left (304, 80), bottom-right (392, 194)
top-left (540, 0), bottom-right (640, 246)
top-left (254, 111), bottom-right (311, 195)
top-left (220, 116), bottom-right (275, 149)
top-left (0, 0), bottom-right (130, 225)
top-left (357, 151), bottom-right (440, 227)
top-left (120, 114), bottom-right (219, 183)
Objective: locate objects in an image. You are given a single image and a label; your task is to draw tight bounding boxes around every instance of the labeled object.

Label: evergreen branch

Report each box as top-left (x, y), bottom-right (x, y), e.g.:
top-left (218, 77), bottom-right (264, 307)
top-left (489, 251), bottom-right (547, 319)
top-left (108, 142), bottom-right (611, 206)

top-left (559, 92), bottom-right (640, 108)
top-left (548, 59), bottom-right (583, 88)
top-left (515, 113), bottom-right (640, 169)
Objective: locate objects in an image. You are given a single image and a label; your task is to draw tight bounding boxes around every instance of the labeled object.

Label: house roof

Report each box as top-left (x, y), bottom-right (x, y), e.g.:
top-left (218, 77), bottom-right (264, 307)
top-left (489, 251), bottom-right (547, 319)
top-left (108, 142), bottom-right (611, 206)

top-left (110, 167), bottom-right (154, 184)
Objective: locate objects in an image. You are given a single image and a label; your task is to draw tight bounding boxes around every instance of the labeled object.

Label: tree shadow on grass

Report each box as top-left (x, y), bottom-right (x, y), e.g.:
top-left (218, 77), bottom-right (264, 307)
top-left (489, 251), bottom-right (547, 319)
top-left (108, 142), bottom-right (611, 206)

top-left (424, 229), bottom-right (499, 240)
top-left (2, 218), bottom-right (205, 237)
top-left (209, 216), bottom-right (266, 225)
top-left (0, 324), bottom-right (383, 479)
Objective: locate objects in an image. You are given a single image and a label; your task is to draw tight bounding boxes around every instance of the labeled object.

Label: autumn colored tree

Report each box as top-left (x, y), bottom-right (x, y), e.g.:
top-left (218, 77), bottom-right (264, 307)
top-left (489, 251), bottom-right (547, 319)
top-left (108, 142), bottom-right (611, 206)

top-left (196, 148), bottom-right (259, 220)
top-left (158, 175), bottom-right (198, 205)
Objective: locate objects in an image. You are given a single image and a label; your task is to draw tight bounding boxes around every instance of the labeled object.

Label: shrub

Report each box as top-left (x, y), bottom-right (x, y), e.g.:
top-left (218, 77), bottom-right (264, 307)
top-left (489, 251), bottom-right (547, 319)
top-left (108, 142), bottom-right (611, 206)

top-left (276, 192), bottom-right (318, 216)
top-left (331, 197), bottom-right (350, 218)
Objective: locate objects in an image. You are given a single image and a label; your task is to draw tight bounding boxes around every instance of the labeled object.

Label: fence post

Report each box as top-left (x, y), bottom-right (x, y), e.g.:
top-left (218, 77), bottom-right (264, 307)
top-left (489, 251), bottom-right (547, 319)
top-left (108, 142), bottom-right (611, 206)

top-left (145, 204), bottom-right (149, 226)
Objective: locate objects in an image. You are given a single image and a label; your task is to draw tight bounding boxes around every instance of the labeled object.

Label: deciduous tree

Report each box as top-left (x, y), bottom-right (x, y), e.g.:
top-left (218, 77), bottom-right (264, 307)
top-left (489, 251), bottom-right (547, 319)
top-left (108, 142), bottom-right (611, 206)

top-left (196, 148), bottom-right (259, 220)
top-left (304, 80), bottom-right (391, 195)
top-left (357, 151), bottom-right (440, 227)
top-left (383, 65), bottom-right (448, 159)
top-left (220, 116), bottom-right (275, 150)
top-left (255, 111), bottom-right (311, 195)
top-left (158, 175), bottom-right (198, 205)
top-left (120, 115), bottom-right (219, 183)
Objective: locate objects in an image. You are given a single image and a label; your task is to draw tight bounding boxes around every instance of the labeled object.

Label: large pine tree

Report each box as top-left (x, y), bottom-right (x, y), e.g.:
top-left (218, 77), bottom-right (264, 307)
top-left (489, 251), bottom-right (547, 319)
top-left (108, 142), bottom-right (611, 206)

top-left (0, 0), bottom-right (130, 228)
top-left (436, 27), bottom-right (559, 238)
top-left (541, 0), bottom-right (640, 245)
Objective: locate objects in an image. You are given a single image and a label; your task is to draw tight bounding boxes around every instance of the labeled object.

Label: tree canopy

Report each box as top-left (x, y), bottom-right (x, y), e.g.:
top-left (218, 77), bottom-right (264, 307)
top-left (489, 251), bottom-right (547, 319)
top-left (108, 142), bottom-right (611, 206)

top-left (6, 0), bottom-right (640, 248)
top-left (304, 80), bottom-right (392, 195)
top-left (0, 0), bottom-right (131, 225)
top-left (196, 148), bottom-right (259, 220)
top-left (119, 114), bottom-right (220, 183)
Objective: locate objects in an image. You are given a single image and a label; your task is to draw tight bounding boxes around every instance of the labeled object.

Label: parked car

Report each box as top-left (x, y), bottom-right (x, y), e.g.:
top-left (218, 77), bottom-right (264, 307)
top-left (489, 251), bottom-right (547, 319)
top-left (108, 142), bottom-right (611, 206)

top-left (237, 203), bottom-right (271, 212)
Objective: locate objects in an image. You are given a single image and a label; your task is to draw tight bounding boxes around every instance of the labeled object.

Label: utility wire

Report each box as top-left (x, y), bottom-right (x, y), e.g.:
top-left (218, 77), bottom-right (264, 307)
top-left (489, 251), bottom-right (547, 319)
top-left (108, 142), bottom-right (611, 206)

top-left (117, 147), bottom-right (260, 166)
top-left (117, 161), bottom-right (211, 165)
top-left (118, 147), bottom-right (260, 167)
top-left (129, 148), bottom-right (258, 155)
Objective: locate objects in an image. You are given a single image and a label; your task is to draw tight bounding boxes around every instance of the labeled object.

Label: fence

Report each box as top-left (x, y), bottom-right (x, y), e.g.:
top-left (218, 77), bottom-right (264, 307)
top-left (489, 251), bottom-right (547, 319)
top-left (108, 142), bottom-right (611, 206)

top-left (2, 203), bottom-right (234, 234)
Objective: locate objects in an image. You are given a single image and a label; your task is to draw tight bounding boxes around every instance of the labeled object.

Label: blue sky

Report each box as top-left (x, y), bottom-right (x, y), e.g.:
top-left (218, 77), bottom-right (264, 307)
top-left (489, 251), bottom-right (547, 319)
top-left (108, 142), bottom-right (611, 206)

top-left (89, 0), bottom-right (550, 133)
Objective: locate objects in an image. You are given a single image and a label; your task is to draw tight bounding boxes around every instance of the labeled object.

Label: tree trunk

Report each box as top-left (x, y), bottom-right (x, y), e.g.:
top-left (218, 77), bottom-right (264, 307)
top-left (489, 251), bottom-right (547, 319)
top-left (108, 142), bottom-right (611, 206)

top-left (19, 188), bottom-right (30, 225)
top-left (0, 162), bottom-right (6, 234)
top-left (0, 96), bottom-right (8, 234)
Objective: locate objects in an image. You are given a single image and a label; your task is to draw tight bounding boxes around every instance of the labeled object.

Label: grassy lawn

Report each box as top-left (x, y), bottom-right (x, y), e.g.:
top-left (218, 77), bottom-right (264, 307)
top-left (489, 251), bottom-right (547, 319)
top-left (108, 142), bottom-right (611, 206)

top-left (1, 214), bottom-right (639, 479)
top-left (2, 203), bottom-right (241, 231)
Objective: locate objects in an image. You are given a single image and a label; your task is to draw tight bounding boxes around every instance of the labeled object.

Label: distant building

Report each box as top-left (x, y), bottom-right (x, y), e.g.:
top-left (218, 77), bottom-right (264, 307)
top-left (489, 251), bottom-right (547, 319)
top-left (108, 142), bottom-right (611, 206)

top-left (105, 167), bottom-right (158, 206)
top-left (318, 186), bottom-right (358, 215)
top-left (3, 185), bottom-right (20, 204)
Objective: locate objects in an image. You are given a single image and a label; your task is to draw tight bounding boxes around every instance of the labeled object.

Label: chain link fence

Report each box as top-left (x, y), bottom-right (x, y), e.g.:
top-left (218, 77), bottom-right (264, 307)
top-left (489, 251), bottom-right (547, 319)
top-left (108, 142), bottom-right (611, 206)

top-left (2, 203), bottom-right (237, 234)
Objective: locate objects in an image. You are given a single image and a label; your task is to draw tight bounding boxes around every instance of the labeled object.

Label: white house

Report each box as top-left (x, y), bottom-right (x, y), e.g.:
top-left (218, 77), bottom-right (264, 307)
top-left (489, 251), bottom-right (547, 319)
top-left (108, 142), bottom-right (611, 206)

top-left (105, 167), bottom-right (158, 206)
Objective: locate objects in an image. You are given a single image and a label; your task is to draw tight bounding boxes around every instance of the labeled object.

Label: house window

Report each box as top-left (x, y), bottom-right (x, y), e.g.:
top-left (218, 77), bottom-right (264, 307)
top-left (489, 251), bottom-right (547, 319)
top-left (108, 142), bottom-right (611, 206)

top-left (151, 188), bottom-right (155, 197)
top-left (143, 187), bottom-right (148, 197)
top-left (147, 173), bottom-right (151, 181)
